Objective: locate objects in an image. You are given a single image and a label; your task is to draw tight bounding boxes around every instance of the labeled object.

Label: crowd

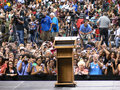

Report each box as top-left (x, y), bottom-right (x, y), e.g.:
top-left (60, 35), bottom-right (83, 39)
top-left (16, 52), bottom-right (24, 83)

top-left (0, 0), bottom-right (120, 76)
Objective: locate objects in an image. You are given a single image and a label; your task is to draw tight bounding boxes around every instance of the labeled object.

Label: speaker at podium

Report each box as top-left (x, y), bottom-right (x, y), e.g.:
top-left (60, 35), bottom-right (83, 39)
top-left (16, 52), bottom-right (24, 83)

top-left (54, 37), bottom-right (77, 87)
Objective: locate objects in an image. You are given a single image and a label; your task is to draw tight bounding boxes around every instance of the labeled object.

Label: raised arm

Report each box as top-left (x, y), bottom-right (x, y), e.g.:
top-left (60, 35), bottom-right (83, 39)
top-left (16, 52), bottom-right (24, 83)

top-left (97, 36), bottom-right (103, 51)
top-left (108, 36), bottom-right (112, 50)
top-left (102, 45), bottom-right (110, 59)
top-left (31, 67), bottom-right (40, 75)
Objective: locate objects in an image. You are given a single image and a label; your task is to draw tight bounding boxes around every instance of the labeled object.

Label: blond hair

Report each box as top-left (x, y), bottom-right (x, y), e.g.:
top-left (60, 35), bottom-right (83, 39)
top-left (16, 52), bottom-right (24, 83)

top-left (78, 60), bottom-right (85, 67)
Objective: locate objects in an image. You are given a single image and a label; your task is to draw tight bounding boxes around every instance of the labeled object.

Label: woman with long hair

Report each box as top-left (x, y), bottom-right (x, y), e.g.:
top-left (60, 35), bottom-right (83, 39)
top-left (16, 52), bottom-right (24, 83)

top-left (5, 61), bottom-right (17, 76)
top-left (31, 57), bottom-right (47, 75)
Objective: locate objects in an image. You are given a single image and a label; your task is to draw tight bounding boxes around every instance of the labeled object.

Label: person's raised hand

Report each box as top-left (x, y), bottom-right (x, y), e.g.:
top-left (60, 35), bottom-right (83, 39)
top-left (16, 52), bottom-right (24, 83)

top-left (22, 56), bottom-right (25, 62)
top-left (19, 56), bottom-right (22, 60)
top-left (106, 63), bottom-right (108, 67)
top-left (102, 44), bottom-right (106, 49)
top-left (10, 74), bottom-right (14, 77)
top-left (100, 36), bottom-right (103, 41)
top-left (49, 28), bottom-right (51, 31)
top-left (117, 51), bottom-right (120, 58)
top-left (108, 35), bottom-right (111, 42)
top-left (28, 59), bottom-right (32, 64)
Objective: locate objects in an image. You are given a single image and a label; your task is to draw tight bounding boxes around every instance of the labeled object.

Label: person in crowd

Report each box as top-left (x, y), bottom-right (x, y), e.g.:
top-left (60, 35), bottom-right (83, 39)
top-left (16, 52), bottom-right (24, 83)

top-left (97, 12), bottom-right (111, 46)
top-left (115, 50), bottom-right (120, 75)
top-left (86, 54), bottom-right (103, 75)
top-left (79, 20), bottom-right (92, 46)
top-left (5, 61), bottom-right (17, 76)
top-left (71, 24), bottom-right (78, 36)
top-left (50, 12), bottom-right (59, 39)
top-left (11, 11), bottom-right (24, 44)
top-left (17, 54), bottom-right (32, 75)
top-left (115, 25), bottom-right (120, 48)
top-left (29, 16), bottom-right (37, 43)
top-left (0, 56), bottom-right (7, 75)
top-left (75, 59), bottom-right (88, 75)
top-left (104, 60), bottom-right (115, 76)
top-left (116, 64), bottom-right (120, 75)
top-left (31, 57), bottom-right (47, 75)
top-left (46, 59), bottom-right (56, 75)
top-left (41, 11), bottom-right (52, 41)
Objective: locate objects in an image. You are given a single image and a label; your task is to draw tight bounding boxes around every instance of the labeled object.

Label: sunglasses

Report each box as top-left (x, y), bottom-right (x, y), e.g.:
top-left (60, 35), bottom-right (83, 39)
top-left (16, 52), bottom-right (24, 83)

top-left (9, 63), bottom-right (13, 65)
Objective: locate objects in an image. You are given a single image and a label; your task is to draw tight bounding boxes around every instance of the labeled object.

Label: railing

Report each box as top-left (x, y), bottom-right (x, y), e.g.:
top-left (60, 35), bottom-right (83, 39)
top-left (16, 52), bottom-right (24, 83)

top-left (0, 75), bottom-right (120, 81)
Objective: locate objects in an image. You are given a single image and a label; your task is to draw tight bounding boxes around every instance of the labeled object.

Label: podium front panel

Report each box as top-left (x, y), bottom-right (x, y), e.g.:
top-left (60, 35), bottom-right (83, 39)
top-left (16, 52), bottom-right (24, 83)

top-left (57, 48), bottom-right (72, 58)
top-left (58, 58), bottom-right (72, 83)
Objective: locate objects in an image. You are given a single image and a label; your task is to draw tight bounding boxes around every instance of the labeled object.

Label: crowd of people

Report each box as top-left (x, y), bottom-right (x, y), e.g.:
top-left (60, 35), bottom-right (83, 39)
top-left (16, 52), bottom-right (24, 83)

top-left (0, 0), bottom-right (120, 77)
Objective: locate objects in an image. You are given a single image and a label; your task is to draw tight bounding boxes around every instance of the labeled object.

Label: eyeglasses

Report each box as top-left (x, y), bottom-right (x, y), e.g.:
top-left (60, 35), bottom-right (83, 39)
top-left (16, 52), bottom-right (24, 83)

top-left (9, 63), bottom-right (13, 65)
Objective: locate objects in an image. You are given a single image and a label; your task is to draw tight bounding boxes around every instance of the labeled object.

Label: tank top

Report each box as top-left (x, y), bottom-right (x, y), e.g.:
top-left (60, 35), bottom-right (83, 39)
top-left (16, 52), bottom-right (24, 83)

top-left (89, 62), bottom-right (102, 75)
top-left (34, 63), bottom-right (44, 74)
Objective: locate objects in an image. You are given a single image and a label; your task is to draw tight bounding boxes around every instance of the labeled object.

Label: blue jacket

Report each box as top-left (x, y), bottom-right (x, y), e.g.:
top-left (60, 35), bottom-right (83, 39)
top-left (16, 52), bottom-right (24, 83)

top-left (41, 15), bottom-right (52, 31)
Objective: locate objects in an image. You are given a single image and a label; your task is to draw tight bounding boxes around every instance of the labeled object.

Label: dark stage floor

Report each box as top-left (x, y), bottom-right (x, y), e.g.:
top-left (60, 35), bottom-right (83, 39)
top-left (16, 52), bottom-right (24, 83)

top-left (0, 81), bottom-right (120, 90)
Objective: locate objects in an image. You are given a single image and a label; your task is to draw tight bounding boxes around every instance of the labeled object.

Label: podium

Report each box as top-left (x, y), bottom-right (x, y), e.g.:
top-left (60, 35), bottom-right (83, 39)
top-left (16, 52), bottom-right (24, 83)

top-left (54, 37), bottom-right (77, 87)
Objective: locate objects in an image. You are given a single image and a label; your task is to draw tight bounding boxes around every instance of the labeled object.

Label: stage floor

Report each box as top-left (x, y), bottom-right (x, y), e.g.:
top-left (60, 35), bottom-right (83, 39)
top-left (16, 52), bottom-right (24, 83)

top-left (0, 81), bottom-right (120, 90)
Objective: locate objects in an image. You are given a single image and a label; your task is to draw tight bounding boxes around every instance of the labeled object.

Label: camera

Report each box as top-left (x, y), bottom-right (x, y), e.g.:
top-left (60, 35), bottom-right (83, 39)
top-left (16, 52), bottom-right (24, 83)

top-left (36, 13), bottom-right (45, 23)
top-left (12, 14), bottom-right (19, 24)
top-left (24, 57), bottom-right (28, 61)
top-left (108, 60), bottom-right (111, 66)
top-left (27, 18), bottom-right (31, 22)
top-left (24, 57), bottom-right (28, 64)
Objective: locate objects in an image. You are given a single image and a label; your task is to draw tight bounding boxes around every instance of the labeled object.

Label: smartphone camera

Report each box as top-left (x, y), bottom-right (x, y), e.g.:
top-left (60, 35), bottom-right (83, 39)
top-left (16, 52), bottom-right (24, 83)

top-left (108, 60), bottom-right (111, 66)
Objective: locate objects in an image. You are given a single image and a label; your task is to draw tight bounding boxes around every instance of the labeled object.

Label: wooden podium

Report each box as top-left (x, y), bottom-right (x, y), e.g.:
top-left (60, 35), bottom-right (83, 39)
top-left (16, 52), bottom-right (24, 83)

top-left (54, 37), bottom-right (77, 87)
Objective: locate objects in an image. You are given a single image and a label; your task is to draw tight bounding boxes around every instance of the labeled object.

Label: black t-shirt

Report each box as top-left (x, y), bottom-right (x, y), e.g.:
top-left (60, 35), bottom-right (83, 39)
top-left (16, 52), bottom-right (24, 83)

top-left (15, 17), bottom-right (24, 30)
top-left (117, 60), bottom-right (120, 65)
top-left (5, 67), bottom-right (17, 74)
top-left (20, 10), bottom-right (25, 17)
top-left (1, 24), bottom-right (5, 33)
top-left (107, 66), bottom-right (113, 76)
top-left (99, 55), bottom-right (108, 65)
top-left (106, 59), bottom-right (116, 76)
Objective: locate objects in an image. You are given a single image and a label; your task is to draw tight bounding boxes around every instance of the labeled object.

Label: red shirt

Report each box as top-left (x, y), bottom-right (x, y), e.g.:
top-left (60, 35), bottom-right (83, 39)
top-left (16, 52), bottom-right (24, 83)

top-left (107, 0), bottom-right (111, 4)
top-left (95, 29), bottom-right (100, 37)
top-left (76, 19), bottom-right (84, 29)
top-left (0, 63), bottom-right (7, 74)
top-left (32, 11), bottom-right (36, 15)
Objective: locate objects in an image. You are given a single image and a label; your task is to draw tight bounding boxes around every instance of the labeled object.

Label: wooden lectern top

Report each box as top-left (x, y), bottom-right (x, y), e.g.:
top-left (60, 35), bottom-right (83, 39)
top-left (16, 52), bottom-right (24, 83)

top-left (55, 37), bottom-right (77, 41)
top-left (54, 37), bottom-right (77, 49)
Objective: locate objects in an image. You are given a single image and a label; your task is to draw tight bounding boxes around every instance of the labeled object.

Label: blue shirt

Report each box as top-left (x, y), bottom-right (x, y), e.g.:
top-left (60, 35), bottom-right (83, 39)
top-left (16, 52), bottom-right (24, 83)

top-left (89, 62), bottom-right (102, 75)
top-left (90, 17), bottom-right (98, 26)
top-left (30, 22), bottom-right (37, 30)
top-left (17, 60), bottom-right (32, 75)
top-left (59, 5), bottom-right (63, 9)
top-left (51, 17), bottom-right (59, 32)
top-left (41, 15), bottom-right (52, 31)
top-left (79, 24), bottom-right (92, 33)
top-left (72, 4), bottom-right (78, 12)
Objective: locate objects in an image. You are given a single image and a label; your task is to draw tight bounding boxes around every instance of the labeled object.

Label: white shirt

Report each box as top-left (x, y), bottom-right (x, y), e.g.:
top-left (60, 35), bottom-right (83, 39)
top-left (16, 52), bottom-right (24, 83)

top-left (61, 0), bottom-right (65, 2)
top-left (116, 28), bottom-right (120, 36)
top-left (18, 0), bottom-right (25, 3)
